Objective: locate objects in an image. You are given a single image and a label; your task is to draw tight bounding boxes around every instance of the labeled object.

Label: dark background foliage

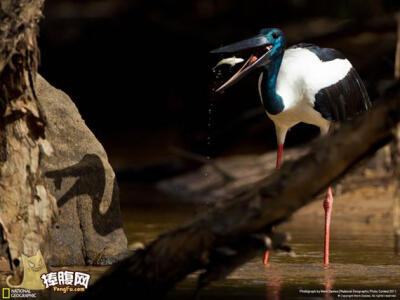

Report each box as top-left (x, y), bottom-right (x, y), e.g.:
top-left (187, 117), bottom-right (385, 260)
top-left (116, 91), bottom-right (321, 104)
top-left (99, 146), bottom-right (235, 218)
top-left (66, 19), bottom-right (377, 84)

top-left (39, 0), bottom-right (400, 174)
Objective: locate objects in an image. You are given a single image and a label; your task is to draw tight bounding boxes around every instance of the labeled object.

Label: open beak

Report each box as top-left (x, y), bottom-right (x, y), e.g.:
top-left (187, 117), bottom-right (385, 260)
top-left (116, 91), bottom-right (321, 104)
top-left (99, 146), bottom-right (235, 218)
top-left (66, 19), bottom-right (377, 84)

top-left (211, 34), bottom-right (273, 93)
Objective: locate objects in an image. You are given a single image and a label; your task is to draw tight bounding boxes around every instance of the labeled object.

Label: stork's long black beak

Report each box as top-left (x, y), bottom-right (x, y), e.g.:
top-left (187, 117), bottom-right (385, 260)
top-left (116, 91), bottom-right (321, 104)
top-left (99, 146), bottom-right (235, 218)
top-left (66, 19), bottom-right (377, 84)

top-left (211, 34), bottom-right (273, 93)
top-left (211, 34), bottom-right (268, 54)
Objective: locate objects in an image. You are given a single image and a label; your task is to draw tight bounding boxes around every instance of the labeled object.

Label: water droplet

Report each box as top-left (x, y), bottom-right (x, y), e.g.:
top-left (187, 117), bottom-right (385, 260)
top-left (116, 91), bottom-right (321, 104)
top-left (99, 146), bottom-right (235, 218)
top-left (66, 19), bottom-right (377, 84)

top-left (206, 101), bottom-right (214, 166)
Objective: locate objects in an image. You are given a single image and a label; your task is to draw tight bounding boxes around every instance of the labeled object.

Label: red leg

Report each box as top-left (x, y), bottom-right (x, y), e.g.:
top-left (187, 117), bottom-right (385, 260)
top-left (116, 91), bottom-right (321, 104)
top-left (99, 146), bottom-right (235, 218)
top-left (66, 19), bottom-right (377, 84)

top-left (323, 187), bottom-right (333, 266)
top-left (276, 144), bottom-right (284, 168)
top-left (263, 250), bottom-right (270, 265)
top-left (263, 144), bottom-right (284, 265)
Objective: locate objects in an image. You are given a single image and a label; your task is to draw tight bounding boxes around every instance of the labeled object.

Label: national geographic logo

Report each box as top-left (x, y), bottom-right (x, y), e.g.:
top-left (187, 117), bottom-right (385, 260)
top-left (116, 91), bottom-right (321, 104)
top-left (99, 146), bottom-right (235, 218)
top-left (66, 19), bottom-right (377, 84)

top-left (1, 288), bottom-right (36, 298)
top-left (2, 288), bottom-right (10, 299)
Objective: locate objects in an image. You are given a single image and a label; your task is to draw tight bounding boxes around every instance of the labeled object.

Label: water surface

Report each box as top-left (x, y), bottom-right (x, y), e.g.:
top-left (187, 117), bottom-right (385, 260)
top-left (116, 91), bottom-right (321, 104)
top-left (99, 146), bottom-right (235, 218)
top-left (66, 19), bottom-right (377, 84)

top-left (121, 192), bottom-right (400, 299)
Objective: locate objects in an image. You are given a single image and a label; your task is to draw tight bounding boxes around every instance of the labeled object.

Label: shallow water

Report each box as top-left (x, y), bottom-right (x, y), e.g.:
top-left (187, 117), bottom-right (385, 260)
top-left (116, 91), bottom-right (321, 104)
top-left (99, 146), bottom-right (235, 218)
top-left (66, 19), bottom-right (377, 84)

top-left (121, 193), bottom-right (400, 300)
top-left (1, 184), bottom-right (398, 300)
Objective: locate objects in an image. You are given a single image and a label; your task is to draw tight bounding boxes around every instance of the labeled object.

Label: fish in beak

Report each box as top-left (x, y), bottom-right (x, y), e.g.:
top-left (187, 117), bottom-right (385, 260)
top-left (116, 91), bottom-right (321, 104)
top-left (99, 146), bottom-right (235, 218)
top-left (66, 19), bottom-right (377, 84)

top-left (211, 34), bottom-right (273, 93)
top-left (212, 56), bottom-right (244, 70)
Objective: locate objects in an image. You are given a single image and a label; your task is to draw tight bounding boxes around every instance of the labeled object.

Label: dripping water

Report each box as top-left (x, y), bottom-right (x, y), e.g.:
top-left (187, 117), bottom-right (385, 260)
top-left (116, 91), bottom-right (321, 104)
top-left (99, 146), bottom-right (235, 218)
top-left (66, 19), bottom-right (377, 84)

top-left (202, 67), bottom-right (223, 185)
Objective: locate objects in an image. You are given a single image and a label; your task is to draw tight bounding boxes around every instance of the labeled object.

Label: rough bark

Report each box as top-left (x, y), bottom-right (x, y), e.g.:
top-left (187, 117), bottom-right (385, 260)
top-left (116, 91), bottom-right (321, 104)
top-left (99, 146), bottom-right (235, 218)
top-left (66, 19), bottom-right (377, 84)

top-left (0, 0), bottom-right (57, 280)
top-left (77, 89), bottom-right (400, 299)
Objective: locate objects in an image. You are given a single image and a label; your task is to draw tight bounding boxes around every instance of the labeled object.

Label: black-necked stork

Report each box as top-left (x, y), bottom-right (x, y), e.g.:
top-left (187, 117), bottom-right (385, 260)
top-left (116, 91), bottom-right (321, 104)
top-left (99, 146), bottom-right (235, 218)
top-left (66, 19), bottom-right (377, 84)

top-left (211, 28), bottom-right (371, 266)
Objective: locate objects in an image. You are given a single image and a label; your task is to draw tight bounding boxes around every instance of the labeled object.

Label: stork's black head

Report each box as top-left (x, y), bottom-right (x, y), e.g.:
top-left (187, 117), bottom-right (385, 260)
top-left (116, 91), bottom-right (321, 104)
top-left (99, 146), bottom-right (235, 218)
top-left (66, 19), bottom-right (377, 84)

top-left (211, 28), bottom-right (286, 93)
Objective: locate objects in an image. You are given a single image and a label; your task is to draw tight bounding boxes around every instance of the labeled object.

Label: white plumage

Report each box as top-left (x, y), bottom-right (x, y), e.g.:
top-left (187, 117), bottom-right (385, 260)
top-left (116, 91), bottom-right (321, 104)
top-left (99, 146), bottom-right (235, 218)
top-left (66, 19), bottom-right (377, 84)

top-left (259, 47), bottom-right (353, 143)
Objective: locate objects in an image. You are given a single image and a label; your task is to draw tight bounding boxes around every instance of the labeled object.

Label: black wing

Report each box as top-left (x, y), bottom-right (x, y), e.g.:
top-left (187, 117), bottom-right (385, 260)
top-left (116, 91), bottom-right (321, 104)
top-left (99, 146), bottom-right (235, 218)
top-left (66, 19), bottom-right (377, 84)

top-left (290, 43), bottom-right (371, 121)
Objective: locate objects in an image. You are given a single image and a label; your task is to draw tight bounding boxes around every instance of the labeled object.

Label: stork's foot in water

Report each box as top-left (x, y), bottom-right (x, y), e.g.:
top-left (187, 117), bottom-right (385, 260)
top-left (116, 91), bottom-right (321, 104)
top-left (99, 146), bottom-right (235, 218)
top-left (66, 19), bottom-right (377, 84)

top-left (263, 250), bottom-right (270, 265)
top-left (323, 187), bottom-right (333, 266)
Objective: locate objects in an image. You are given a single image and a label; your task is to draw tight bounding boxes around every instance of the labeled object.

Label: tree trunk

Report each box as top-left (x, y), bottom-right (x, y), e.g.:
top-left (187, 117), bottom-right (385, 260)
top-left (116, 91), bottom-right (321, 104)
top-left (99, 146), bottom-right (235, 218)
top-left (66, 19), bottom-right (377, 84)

top-left (0, 0), bottom-right (56, 280)
top-left (77, 88), bottom-right (400, 299)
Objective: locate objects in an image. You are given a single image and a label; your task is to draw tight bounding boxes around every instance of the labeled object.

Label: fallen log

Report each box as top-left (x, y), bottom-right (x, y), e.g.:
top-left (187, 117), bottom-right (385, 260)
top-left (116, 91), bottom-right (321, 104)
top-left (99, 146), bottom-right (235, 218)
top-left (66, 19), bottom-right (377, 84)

top-left (76, 87), bottom-right (400, 299)
top-left (158, 146), bottom-right (310, 203)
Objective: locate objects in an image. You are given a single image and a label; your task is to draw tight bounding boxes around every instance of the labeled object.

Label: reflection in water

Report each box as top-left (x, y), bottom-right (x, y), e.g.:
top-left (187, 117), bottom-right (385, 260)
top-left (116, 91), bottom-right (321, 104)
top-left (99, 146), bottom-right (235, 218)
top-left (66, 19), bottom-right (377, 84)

top-left (264, 267), bottom-right (282, 300)
top-left (263, 264), bottom-right (334, 300)
top-left (323, 268), bottom-right (334, 300)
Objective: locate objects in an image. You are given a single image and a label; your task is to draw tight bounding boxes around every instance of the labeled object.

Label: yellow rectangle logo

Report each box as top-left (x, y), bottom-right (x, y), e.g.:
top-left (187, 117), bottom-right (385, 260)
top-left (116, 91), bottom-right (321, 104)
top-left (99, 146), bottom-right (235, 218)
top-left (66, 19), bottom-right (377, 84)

top-left (2, 288), bottom-right (10, 299)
